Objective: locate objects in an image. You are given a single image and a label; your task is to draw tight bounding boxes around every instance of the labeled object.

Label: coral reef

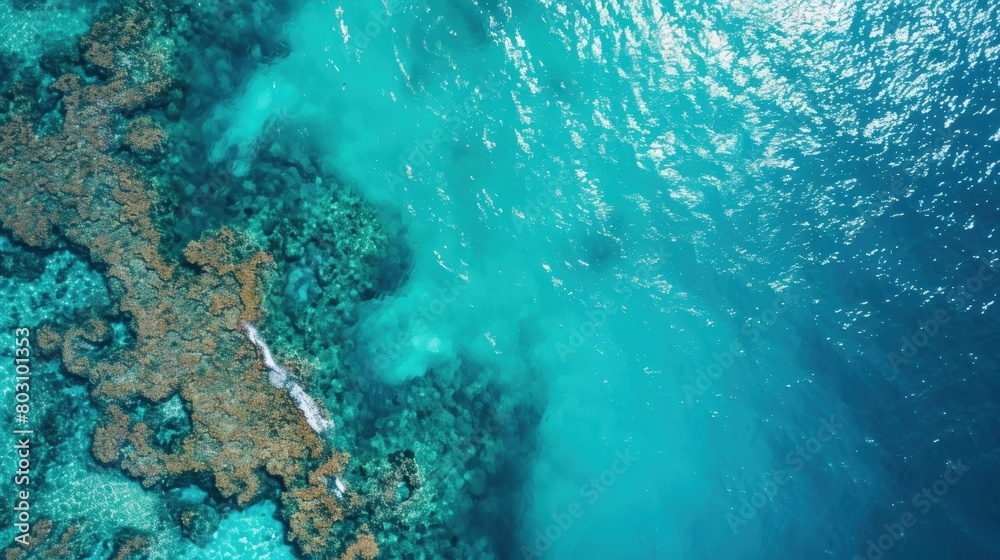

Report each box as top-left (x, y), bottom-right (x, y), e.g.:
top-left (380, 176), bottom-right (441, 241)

top-left (177, 503), bottom-right (220, 547)
top-left (0, 3), bottom-right (373, 557)
top-left (112, 534), bottom-right (152, 560)
top-left (1, 520), bottom-right (88, 560)
top-left (337, 525), bottom-right (379, 560)
top-left (244, 322), bottom-right (335, 433)
top-left (125, 115), bottom-right (166, 153)
top-left (0, 1), bottom-right (545, 558)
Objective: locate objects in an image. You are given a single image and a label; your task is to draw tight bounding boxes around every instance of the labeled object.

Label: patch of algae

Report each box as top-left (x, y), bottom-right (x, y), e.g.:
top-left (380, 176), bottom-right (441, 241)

top-left (0, 3), bottom-right (376, 558)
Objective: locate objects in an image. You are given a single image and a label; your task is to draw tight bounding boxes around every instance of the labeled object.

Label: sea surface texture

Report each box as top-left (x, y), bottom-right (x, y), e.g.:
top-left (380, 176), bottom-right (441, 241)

top-left (0, 0), bottom-right (999, 559)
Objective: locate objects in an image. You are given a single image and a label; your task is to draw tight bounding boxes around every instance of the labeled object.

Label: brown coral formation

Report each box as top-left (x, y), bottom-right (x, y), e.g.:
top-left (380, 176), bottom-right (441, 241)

top-left (338, 525), bottom-right (379, 560)
top-left (125, 116), bottom-right (166, 152)
top-left (0, 3), bottom-right (371, 558)
top-left (280, 452), bottom-right (367, 555)
top-left (1, 521), bottom-right (82, 560)
top-left (112, 535), bottom-right (151, 560)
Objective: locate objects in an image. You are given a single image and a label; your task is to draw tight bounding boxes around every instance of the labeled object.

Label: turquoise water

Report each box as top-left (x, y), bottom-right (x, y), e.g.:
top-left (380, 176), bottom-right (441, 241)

top-left (205, 0), bottom-right (1000, 557)
top-left (2, 0), bottom-right (1000, 558)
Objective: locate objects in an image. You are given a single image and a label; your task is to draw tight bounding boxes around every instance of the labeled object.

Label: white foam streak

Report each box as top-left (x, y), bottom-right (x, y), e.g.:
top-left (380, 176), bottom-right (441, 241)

top-left (243, 322), bottom-right (334, 433)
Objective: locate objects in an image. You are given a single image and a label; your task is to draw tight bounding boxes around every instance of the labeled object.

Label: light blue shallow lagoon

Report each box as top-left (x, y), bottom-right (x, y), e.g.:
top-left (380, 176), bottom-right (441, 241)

top-left (1, 0), bottom-right (999, 558)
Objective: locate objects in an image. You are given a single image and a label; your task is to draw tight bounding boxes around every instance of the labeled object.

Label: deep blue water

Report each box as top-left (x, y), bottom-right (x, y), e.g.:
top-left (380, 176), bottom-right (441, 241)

top-left (2, 0), bottom-right (1000, 558)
